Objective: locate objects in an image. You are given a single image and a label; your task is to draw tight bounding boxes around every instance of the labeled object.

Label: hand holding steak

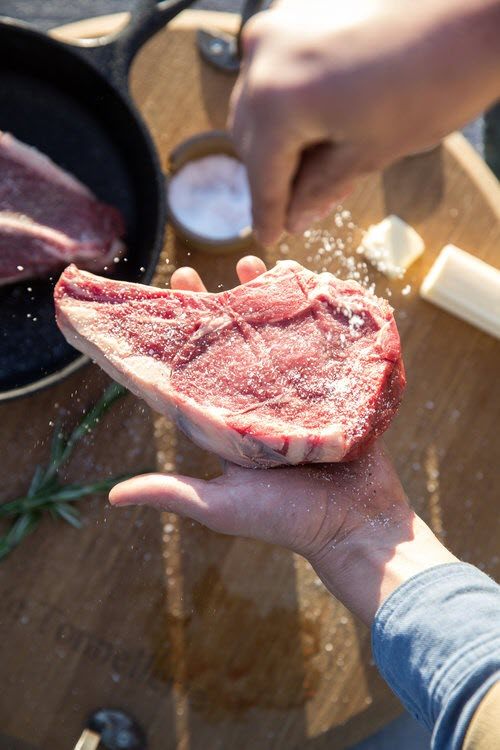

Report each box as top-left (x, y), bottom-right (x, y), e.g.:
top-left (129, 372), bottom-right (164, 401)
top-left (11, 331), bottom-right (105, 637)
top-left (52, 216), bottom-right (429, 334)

top-left (0, 131), bottom-right (125, 285)
top-left (109, 264), bottom-right (454, 631)
top-left (55, 258), bottom-right (405, 467)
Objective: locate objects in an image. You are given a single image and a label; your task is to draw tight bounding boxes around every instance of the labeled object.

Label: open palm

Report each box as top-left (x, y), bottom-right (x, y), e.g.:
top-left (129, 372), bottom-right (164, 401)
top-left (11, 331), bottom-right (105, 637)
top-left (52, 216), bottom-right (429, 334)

top-left (110, 257), bottom-right (409, 566)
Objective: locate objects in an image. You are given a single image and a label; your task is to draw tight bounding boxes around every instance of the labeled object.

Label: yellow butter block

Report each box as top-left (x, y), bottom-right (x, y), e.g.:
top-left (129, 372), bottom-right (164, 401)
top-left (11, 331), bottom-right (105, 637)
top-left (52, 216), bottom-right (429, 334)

top-left (360, 215), bottom-right (425, 279)
top-left (420, 244), bottom-right (500, 339)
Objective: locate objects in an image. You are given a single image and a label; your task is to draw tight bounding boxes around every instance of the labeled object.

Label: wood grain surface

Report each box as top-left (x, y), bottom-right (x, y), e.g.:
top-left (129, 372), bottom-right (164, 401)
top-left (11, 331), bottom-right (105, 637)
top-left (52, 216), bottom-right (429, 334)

top-left (0, 11), bottom-right (499, 750)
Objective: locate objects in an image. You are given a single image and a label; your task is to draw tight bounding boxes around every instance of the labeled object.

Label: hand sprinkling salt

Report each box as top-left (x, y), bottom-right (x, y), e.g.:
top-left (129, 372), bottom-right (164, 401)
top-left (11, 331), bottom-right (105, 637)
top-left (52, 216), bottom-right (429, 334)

top-left (168, 155), bottom-right (252, 240)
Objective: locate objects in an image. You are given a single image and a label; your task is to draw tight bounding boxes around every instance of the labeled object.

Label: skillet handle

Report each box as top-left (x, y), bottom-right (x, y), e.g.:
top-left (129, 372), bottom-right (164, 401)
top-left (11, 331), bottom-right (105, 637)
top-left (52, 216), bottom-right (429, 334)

top-left (65, 0), bottom-right (197, 93)
top-left (118, 0), bottom-right (197, 68)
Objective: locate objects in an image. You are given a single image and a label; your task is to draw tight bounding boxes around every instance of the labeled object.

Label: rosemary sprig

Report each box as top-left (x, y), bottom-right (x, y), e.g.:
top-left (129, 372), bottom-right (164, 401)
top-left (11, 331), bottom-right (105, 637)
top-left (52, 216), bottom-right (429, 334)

top-left (0, 513), bottom-right (41, 561)
top-left (0, 382), bottom-right (146, 561)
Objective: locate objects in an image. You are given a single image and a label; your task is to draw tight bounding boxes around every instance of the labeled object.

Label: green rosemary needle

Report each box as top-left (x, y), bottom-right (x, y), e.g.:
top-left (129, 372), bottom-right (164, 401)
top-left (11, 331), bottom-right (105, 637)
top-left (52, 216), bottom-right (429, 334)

top-left (0, 382), bottom-right (149, 561)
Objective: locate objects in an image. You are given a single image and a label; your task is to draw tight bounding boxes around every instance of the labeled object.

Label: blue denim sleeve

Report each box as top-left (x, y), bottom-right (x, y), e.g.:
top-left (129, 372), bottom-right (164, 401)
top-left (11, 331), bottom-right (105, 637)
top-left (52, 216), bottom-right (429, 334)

top-left (371, 562), bottom-right (500, 750)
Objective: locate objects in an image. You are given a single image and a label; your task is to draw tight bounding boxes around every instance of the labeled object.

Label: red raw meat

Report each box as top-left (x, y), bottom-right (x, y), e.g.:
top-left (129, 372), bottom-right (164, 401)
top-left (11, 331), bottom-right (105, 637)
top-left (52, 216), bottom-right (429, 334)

top-left (55, 260), bottom-right (405, 467)
top-left (0, 131), bottom-right (125, 285)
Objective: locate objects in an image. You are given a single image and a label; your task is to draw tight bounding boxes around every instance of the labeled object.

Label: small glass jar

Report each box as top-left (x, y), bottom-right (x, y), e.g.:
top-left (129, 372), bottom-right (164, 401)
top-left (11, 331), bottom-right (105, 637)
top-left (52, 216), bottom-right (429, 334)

top-left (166, 130), bottom-right (254, 254)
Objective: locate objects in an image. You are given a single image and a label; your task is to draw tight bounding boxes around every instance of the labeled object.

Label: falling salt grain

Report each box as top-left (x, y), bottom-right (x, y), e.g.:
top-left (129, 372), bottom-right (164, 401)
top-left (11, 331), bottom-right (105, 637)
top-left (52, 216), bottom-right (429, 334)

top-left (17, 265), bottom-right (24, 271)
top-left (401, 284), bottom-right (411, 295)
top-left (325, 643), bottom-right (333, 652)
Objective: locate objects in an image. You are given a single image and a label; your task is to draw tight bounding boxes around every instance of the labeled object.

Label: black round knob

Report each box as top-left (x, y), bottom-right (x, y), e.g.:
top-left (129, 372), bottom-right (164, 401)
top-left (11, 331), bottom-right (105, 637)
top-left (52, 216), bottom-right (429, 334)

top-left (87, 708), bottom-right (147, 750)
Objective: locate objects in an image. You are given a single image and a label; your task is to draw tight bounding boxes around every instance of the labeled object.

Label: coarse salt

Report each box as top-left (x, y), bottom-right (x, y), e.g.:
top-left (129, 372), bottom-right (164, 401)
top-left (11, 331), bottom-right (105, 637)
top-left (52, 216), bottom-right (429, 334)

top-left (168, 154), bottom-right (252, 240)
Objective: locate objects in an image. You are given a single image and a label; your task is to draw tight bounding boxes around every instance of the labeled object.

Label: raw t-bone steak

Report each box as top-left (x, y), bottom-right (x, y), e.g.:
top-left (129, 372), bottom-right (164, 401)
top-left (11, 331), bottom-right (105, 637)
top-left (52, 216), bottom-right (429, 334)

top-left (0, 131), bottom-right (125, 285)
top-left (55, 260), bottom-right (405, 467)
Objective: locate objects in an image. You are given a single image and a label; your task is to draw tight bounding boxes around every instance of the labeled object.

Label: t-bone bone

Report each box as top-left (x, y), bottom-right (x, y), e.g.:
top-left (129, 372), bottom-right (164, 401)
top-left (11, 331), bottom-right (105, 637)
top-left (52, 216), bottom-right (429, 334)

top-left (0, 131), bottom-right (125, 286)
top-left (54, 260), bottom-right (406, 467)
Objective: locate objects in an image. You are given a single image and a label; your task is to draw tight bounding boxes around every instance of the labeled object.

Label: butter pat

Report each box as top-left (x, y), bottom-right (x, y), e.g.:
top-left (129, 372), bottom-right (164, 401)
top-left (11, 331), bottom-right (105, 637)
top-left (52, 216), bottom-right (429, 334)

top-left (420, 244), bottom-right (500, 339)
top-left (360, 214), bottom-right (425, 278)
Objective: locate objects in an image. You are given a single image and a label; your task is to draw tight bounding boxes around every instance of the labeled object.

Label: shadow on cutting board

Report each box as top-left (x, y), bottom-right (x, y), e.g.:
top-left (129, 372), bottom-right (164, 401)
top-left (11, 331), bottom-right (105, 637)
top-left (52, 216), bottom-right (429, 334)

top-left (383, 146), bottom-right (445, 224)
top-left (0, 367), bottom-right (179, 749)
top-left (152, 411), bottom-right (313, 748)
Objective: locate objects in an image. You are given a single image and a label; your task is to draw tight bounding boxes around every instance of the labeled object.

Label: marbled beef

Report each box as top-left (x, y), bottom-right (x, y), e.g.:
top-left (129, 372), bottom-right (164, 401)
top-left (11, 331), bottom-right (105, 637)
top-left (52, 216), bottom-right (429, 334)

top-left (55, 260), bottom-right (405, 467)
top-left (0, 131), bottom-right (124, 285)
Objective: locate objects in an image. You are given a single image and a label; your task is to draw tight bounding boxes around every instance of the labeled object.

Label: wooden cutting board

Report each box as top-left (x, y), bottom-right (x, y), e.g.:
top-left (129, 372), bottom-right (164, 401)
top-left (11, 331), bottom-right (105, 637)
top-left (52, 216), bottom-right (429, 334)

top-left (0, 10), bottom-right (499, 750)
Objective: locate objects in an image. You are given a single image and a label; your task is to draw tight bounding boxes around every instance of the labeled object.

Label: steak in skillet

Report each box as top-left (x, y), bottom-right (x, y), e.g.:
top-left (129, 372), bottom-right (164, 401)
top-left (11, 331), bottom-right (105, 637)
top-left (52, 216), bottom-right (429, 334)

top-left (0, 131), bottom-right (124, 285)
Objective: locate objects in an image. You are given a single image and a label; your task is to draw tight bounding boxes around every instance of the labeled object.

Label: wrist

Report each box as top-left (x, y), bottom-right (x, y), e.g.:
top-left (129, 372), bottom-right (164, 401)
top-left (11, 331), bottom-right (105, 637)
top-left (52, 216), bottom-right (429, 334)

top-left (309, 510), bottom-right (458, 626)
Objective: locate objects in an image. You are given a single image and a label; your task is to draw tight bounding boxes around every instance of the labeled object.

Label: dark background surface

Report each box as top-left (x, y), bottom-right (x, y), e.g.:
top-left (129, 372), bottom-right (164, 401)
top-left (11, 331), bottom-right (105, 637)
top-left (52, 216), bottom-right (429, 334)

top-left (0, 0), bottom-right (241, 30)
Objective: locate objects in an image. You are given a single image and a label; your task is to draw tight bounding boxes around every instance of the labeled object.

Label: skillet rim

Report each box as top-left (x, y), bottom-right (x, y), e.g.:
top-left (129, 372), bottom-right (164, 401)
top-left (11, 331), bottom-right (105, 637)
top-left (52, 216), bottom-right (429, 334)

top-left (0, 19), bottom-right (166, 402)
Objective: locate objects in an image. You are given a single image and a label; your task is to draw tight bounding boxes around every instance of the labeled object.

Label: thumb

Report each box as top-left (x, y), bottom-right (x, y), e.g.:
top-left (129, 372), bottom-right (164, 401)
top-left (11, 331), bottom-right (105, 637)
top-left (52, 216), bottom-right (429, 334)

top-left (286, 142), bottom-right (356, 233)
top-left (109, 473), bottom-right (221, 529)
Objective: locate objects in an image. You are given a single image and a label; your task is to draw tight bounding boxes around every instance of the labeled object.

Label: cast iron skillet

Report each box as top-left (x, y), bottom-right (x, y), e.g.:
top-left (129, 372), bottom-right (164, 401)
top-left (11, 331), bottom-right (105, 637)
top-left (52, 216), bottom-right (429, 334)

top-left (0, 0), bottom-right (197, 401)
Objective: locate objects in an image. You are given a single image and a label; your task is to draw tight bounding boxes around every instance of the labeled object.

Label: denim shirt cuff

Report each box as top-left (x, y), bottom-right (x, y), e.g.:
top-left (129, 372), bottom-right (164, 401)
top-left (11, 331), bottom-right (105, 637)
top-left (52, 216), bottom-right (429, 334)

top-left (371, 562), bottom-right (500, 750)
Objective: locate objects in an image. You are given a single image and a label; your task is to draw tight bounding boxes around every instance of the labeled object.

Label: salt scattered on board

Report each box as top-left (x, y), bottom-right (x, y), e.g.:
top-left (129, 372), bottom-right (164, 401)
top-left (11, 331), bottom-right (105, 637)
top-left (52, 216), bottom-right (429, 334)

top-left (168, 154), bottom-right (252, 240)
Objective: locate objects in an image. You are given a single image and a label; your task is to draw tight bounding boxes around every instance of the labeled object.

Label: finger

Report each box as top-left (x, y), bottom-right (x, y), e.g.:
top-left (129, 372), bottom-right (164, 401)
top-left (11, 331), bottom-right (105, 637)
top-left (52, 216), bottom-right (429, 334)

top-left (236, 255), bottom-right (267, 284)
top-left (170, 267), bottom-right (207, 292)
top-left (220, 460), bottom-right (248, 478)
top-left (109, 467), bottom-right (287, 542)
top-left (243, 132), bottom-right (300, 247)
top-left (230, 86), bottom-right (300, 246)
top-left (286, 143), bottom-right (357, 234)
top-left (238, 13), bottom-right (264, 59)
top-left (110, 473), bottom-right (219, 527)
